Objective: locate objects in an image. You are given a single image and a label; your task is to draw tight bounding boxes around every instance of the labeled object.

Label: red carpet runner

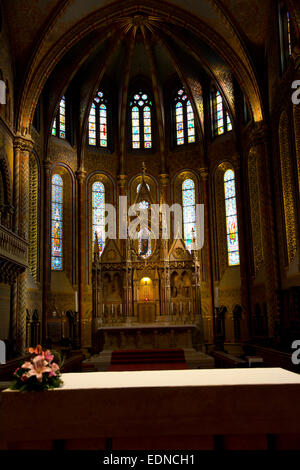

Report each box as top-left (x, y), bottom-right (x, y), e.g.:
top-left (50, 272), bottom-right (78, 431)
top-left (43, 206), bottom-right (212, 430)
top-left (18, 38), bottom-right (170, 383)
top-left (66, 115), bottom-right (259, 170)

top-left (108, 348), bottom-right (189, 371)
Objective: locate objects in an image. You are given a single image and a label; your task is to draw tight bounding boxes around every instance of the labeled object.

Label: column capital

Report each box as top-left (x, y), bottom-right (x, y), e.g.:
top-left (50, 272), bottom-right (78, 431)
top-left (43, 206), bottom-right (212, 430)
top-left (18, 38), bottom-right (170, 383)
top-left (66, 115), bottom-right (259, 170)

top-left (117, 174), bottom-right (128, 187)
top-left (249, 122), bottom-right (269, 147)
top-left (13, 134), bottom-right (34, 153)
top-left (159, 173), bottom-right (169, 186)
top-left (199, 167), bottom-right (209, 181)
top-left (76, 169), bottom-right (87, 181)
top-left (43, 160), bottom-right (53, 174)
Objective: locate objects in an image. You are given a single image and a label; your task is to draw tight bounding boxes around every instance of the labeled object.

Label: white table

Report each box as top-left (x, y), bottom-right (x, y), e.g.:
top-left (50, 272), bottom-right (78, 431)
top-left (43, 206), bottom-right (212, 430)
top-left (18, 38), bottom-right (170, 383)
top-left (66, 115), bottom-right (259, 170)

top-left (1, 368), bottom-right (300, 450)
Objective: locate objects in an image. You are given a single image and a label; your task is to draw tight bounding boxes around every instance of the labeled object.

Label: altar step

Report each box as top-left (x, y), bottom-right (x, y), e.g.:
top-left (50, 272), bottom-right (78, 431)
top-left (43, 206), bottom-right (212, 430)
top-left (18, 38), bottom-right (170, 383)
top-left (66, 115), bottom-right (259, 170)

top-left (109, 348), bottom-right (188, 371)
top-left (82, 348), bottom-right (214, 372)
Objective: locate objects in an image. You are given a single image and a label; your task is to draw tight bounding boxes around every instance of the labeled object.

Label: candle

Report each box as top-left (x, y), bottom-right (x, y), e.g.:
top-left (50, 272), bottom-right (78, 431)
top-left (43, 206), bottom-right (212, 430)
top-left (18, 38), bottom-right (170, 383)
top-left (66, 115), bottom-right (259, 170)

top-left (75, 291), bottom-right (78, 312)
top-left (189, 301), bottom-right (191, 312)
top-left (120, 304), bottom-right (122, 314)
top-left (111, 304), bottom-right (114, 314)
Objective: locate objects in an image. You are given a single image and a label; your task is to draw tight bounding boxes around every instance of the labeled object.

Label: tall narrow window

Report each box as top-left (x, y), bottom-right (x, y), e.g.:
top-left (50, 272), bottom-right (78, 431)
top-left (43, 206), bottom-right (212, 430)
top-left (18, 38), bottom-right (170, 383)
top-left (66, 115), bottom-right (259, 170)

top-left (174, 88), bottom-right (195, 145)
top-left (51, 174), bottom-right (63, 270)
top-left (88, 91), bottom-right (108, 147)
top-left (182, 178), bottom-right (196, 252)
top-left (278, 2), bottom-right (293, 73)
top-left (212, 90), bottom-right (232, 137)
top-left (224, 169), bottom-right (240, 266)
top-left (52, 96), bottom-right (66, 139)
top-left (92, 182), bottom-right (105, 255)
top-left (130, 91), bottom-right (152, 149)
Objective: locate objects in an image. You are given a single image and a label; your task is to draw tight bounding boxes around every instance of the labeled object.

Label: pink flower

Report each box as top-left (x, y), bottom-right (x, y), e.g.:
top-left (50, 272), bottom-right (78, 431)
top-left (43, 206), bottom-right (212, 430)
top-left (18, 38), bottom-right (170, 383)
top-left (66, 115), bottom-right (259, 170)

top-left (21, 373), bottom-right (28, 382)
top-left (25, 355), bottom-right (52, 383)
top-left (49, 362), bottom-right (60, 377)
top-left (14, 367), bottom-right (20, 375)
top-left (21, 361), bottom-right (32, 369)
top-left (44, 350), bottom-right (54, 363)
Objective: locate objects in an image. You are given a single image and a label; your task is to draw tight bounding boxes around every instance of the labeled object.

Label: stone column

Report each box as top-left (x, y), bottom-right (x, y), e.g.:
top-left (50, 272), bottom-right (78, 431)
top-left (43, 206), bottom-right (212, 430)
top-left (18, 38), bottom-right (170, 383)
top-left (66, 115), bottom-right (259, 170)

top-left (159, 173), bottom-right (169, 315)
top-left (13, 136), bottom-right (33, 354)
top-left (233, 158), bottom-right (251, 341)
top-left (249, 124), bottom-right (280, 337)
top-left (42, 160), bottom-right (52, 344)
top-left (199, 168), bottom-right (214, 343)
top-left (76, 169), bottom-right (86, 348)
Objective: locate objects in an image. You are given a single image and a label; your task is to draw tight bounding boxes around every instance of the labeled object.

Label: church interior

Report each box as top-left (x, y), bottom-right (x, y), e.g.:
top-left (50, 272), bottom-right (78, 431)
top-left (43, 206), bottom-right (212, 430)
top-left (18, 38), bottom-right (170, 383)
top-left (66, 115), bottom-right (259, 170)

top-left (0, 0), bottom-right (300, 452)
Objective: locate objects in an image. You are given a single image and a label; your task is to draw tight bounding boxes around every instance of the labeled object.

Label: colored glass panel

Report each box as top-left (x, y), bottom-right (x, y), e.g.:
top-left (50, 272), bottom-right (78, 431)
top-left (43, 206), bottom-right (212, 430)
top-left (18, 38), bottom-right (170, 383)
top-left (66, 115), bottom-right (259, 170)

top-left (59, 96), bottom-right (66, 139)
top-left (51, 174), bottom-right (63, 270)
top-left (224, 169), bottom-right (240, 266)
top-left (143, 106), bottom-right (152, 148)
top-left (99, 104), bottom-right (107, 147)
top-left (182, 178), bottom-right (196, 252)
top-left (138, 228), bottom-right (151, 259)
top-left (92, 182), bottom-right (105, 255)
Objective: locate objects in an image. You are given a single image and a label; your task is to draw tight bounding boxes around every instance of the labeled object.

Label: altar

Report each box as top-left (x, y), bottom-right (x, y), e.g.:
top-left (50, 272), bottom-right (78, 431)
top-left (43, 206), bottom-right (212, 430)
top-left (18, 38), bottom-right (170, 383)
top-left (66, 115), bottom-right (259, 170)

top-left (1, 368), bottom-right (300, 450)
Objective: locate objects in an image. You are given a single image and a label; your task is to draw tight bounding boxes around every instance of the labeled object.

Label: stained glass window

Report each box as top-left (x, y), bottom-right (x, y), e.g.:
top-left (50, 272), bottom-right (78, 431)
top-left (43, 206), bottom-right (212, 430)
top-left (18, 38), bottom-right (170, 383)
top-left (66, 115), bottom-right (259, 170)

top-left (174, 88), bottom-right (195, 145)
top-left (88, 91), bottom-right (108, 147)
top-left (182, 178), bottom-right (196, 252)
top-left (51, 174), bottom-right (63, 270)
top-left (138, 228), bottom-right (151, 259)
top-left (92, 182), bottom-right (105, 255)
top-left (130, 91), bottom-right (152, 149)
top-left (52, 96), bottom-right (66, 139)
top-left (212, 90), bottom-right (232, 137)
top-left (224, 169), bottom-right (240, 266)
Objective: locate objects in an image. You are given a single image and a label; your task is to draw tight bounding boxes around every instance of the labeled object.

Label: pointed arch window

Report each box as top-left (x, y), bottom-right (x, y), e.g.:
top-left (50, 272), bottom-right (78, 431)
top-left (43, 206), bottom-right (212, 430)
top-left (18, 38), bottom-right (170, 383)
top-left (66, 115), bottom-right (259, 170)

top-left (224, 169), bottom-right (240, 266)
top-left (130, 91), bottom-right (152, 149)
top-left (51, 174), bottom-right (63, 270)
top-left (278, 1), bottom-right (293, 73)
top-left (212, 90), bottom-right (232, 137)
top-left (88, 91), bottom-right (108, 147)
top-left (174, 88), bottom-right (195, 145)
top-left (52, 96), bottom-right (66, 139)
top-left (182, 178), bottom-right (196, 252)
top-left (92, 182), bottom-right (106, 256)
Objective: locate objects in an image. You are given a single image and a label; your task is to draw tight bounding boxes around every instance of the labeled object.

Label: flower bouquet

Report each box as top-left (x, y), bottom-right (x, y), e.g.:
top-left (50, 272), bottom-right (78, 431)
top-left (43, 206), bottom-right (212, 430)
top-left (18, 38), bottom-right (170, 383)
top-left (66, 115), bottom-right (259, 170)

top-left (10, 345), bottom-right (63, 392)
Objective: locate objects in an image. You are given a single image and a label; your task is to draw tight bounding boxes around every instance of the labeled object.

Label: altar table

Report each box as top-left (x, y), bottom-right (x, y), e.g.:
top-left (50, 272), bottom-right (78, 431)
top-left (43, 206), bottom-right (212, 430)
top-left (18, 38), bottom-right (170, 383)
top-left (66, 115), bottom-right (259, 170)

top-left (1, 368), bottom-right (300, 450)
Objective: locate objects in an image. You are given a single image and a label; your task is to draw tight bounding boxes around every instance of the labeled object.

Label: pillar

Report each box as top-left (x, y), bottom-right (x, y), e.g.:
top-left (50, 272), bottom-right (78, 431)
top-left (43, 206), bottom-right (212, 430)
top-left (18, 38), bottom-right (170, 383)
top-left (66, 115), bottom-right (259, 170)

top-left (76, 169), bottom-right (86, 347)
top-left (249, 124), bottom-right (280, 337)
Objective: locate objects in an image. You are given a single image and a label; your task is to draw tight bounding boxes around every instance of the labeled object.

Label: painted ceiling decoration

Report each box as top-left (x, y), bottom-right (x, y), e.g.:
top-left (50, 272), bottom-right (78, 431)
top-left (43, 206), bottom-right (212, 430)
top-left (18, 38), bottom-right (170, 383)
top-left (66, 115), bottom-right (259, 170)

top-left (2, 0), bottom-right (300, 135)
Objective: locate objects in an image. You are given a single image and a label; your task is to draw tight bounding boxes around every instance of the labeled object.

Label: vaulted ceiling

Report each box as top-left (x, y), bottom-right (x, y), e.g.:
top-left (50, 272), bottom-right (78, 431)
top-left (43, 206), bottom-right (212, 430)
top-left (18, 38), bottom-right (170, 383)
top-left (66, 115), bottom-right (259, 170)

top-left (2, 0), bottom-right (299, 133)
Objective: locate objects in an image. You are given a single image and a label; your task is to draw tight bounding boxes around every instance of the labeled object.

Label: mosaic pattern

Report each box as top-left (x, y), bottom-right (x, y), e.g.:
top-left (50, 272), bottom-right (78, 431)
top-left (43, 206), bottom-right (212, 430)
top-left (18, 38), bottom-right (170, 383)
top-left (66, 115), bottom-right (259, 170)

top-left (92, 182), bottom-right (105, 255)
top-left (175, 89), bottom-right (195, 145)
top-left (130, 91), bottom-right (152, 149)
top-left (224, 169), bottom-right (240, 266)
top-left (182, 178), bottom-right (196, 251)
top-left (88, 91), bottom-right (108, 147)
top-left (51, 174), bottom-right (63, 270)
